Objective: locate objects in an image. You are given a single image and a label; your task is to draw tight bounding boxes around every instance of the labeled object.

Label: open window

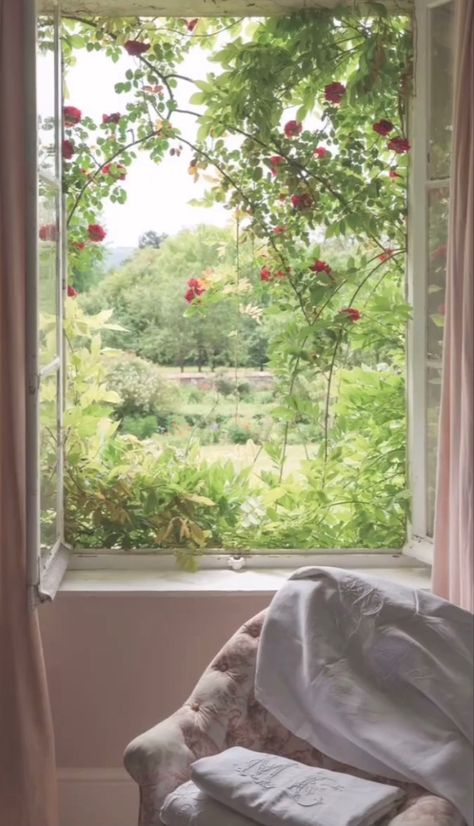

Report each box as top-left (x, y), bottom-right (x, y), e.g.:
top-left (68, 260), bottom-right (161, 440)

top-left (27, 4), bottom-right (70, 602)
top-left (26, 1), bottom-right (456, 581)
top-left (406, 0), bottom-right (454, 563)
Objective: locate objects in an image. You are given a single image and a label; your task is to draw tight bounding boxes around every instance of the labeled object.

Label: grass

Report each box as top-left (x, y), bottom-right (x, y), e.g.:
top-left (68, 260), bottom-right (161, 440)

top-left (198, 442), bottom-right (316, 482)
top-left (180, 400), bottom-right (272, 418)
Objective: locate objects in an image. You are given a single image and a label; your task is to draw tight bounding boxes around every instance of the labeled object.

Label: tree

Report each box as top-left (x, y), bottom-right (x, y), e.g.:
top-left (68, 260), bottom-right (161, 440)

top-left (138, 230), bottom-right (168, 249)
top-left (82, 226), bottom-right (267, 370)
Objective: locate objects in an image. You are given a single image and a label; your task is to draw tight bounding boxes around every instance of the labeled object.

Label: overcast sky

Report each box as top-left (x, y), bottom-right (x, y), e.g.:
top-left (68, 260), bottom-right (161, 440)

top-left (64, 47), bottom-right (231, 247)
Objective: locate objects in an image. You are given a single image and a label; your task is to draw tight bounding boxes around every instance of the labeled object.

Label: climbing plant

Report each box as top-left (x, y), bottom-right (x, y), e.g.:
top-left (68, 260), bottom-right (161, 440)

top-left (38, 6), bottom-right (414, 556)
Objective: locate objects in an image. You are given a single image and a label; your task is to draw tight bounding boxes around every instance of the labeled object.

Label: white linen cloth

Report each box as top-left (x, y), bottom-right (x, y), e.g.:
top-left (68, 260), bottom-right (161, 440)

top-left (191, 747), bottom-right (405, 826)
top-left (161, 779), bottom-right (258, 826)
top-left (255, 567), bottom-right (474, 826)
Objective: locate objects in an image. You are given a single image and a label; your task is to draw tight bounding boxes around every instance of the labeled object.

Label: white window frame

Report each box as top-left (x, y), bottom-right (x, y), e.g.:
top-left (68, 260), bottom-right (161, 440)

top-left (28, 0), bottom-right (457, 584)
top-left (406, 0), bottom-right (454, 565)
top-left (27, 1), bottom-right (70, 604)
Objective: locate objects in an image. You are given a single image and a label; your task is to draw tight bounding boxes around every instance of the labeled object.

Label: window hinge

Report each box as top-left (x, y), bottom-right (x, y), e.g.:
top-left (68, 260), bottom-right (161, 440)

top-left (28, 372), bottom-right (40, 396)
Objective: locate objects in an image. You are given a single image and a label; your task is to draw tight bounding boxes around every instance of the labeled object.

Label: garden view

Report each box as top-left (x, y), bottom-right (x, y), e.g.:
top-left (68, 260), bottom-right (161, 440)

top-left (38, 7), bottom-right (425, 566)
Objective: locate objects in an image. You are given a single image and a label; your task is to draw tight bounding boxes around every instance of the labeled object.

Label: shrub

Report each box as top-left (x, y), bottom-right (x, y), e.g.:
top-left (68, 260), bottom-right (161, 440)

top-left (66, 437), bottom-right (253, 565)
top-left (120, 414), bottom-right (162, 439)
top-left (226, 420), bottom-right (262, 444)
top-left (215, 375), bottom-right (235, 396)
top-left (215, 375), bottom-right (252, 398)
top-left (107, 354), bottom-right (178, 429)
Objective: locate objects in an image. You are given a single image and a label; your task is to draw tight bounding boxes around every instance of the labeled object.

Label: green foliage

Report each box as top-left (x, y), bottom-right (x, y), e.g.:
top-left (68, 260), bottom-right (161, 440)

top-left (54, 8), bottom-right (414, 558)
top-left (106, 353), bottom-right (178, 430)
top-left (224, 366), bottom-right (407, 550)
top-left (82, 227), bottom-right (264, 369)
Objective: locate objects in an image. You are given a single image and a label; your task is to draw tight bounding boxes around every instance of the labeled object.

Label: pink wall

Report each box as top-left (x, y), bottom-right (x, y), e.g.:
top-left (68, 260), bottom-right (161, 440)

top-left (40, 591), bottom-right (271, 769)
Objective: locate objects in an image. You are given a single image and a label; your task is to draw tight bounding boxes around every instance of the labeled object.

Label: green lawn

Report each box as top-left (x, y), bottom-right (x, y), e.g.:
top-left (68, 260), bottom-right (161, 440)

top-left (180, 400), bottom-right (272, 418)
top-left (198, 442), bottom-right (317, 482)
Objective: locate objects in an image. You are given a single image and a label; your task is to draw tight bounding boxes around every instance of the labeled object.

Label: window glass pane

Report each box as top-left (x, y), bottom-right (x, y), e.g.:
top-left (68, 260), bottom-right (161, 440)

top-left (428, 2), bottom-right (454, 180)
top-left (40, 370), bottom-right (59, 552)
top-left (37, 16), bottom-right (56, 175)
top-left (39, 181), bottom-right (59, 366)
top-left (427, 185), bottom-right (449, 360)
top-left (426, 365), bottom-right (442, 537)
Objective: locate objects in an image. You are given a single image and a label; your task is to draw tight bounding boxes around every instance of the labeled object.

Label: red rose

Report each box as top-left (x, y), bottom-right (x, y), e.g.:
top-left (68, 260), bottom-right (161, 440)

top-left (103, 163), bottom-right (127, 180)
top-left (67, 285), bottom-right (79, 298)
top-left (389, 168), bottom-right (401, 179)
top-left (275, 270), bottom-right (287, 279)
top-left (64, 105), bottom-right (82, 127)
top-left (272, 226), bottom-right (286, 235)
top-left (62, 139), bottom-right (75, 160)
top-left (387, 136), bottom-right (411, 154)
top-left (39, 224), bottom-right (58, 242)
top-left (124, 40), bottom-right (150, 56)
top-left (314, 147), bottom-right (329, 159)
top-left (186, 18), bottom-right (199, 32)
top-left (185, 277), bottom-right (205, 303)
top-left (73, 241), bottom-right (85, 251)
top-left (310, 259), bottom-right (332, 275)
top-left (291, 193), bottom-right (313, 211)
top-left (284, 120), bottom-right (302, 138)
top-left (260, 267), bottom-right (272, 282)
top-left (88, 224), bottom-right (106, 242)
top-left (373, 119), bottom-right (394, 136)
top-left (102, 112), bottom-right (121, 125)
top-left (379, 248), bottom-right (395, 263)
top-left (340, 307), bottom-right (361, 322)
top-left (269, 155), bottom-right (285, 175)
top-left (324, 82), bottom-right (346, 104)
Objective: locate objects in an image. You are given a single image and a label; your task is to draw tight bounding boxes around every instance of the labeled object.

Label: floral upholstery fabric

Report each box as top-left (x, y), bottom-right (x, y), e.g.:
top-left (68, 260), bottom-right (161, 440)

top-left (123, 611), bottom-right (463, 826)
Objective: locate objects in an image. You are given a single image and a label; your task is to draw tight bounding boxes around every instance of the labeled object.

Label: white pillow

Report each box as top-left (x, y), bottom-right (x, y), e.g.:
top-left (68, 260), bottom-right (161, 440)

top-left (191, 747), bottom-right (406, 826)
top-left (160, 780), bottom-right (259, 826)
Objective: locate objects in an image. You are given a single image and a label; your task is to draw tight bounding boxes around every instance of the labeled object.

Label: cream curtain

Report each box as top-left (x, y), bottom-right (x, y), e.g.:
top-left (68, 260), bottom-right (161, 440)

top-left (0, 0), bottom-right (59, 822)
top-left (433, 0), bottom-right (473, 612)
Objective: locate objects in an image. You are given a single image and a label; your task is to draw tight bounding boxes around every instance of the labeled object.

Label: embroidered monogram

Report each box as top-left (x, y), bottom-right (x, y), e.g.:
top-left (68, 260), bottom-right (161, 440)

top-left (287, 774), bottom-right (344, 807)
top-left (236, 756), bottom-right (293, 789)
top-left (235, 756), bottom-right (345, 808)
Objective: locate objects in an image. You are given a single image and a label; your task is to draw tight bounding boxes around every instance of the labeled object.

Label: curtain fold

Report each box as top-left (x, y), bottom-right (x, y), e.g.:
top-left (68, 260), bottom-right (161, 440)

top-left (0, 1), bottom-right (59, 823)
top-left (433, 0), bottom-right (474, 612)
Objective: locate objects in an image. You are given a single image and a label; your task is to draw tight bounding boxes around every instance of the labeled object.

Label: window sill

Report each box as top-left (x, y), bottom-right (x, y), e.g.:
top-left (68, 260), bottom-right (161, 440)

top-left (61, 559), bottom-right (431, 595)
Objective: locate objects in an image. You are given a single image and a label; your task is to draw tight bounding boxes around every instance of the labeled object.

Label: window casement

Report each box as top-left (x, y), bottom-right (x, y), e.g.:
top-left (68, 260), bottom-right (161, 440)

top-left (406, 0), bottom-right (454, 564)
top-left (25, 0), bottom-right (455, 583)
top-left (27, 2), bottom-right (70, 603)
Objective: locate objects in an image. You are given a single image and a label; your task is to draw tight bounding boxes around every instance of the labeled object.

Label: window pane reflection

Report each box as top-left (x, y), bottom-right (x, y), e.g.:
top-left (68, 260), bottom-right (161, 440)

top-left (38, 181), bottom-right (59, 366)
top-left (40, 371), bottom-right (59, 552)
top-left (37, 16), bottom-right (57, 175)
top-left (427, 186), bottom-right (449, 361)
top-left (426, 366), bottom-right (442, 537)
top-left (429, 2), bottom-right (454, 180)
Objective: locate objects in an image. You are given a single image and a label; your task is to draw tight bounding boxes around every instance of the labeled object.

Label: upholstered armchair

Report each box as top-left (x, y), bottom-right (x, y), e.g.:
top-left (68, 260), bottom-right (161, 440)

top-left (123, 610), bottom-right (462, 826)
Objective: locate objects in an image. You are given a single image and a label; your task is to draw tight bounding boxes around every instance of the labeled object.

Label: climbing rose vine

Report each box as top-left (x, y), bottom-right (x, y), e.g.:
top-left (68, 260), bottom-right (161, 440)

top-left (45, 9), bottom-right (414, 556)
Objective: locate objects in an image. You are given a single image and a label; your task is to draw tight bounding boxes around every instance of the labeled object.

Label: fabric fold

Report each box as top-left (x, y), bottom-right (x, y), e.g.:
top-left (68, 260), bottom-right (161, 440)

top-left (161, 780), bottom-right (259, 826)
top-left (255, 568), bottom-right (473, 826)
top-left (191, 747), bottom-right (405, 826)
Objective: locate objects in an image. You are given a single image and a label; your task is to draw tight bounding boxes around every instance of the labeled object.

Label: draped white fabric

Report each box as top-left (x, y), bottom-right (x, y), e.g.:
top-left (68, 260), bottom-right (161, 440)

top-left (255, 568), bottom-right (474, 825)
